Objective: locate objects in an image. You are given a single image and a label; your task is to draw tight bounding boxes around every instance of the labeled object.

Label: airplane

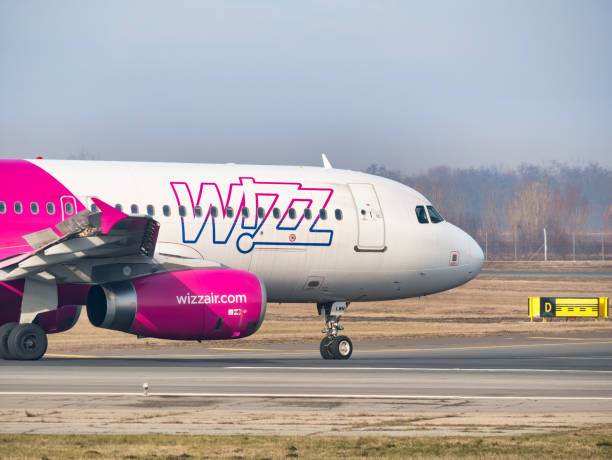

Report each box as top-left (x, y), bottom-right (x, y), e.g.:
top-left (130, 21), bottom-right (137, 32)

top-left (0, 155), bottom-right (484, 361)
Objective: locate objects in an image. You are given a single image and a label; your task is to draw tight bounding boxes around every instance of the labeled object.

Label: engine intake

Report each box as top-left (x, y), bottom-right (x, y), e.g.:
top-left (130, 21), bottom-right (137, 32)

top-left (86, 269), bottom-right (266, 340)
top-left (87, 281), bottom-right (137, 331)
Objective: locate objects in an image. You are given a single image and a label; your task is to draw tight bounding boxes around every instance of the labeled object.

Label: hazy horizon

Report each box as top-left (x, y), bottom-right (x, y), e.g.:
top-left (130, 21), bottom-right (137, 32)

top-left (1, 1), bottom-right (611, 173)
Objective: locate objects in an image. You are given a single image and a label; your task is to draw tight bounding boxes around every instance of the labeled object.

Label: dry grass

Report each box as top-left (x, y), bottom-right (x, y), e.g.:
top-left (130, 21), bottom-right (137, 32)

top-left (1, 426), bottom-right (611, 459)
top-left (46, 261), bottom-right (612, 353)
top-left (483, 260), bottom-right (612, 272)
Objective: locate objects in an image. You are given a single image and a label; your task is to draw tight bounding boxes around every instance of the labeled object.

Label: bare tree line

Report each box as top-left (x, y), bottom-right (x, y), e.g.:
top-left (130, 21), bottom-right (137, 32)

top-left (366, 163), bottom-right (612, 260)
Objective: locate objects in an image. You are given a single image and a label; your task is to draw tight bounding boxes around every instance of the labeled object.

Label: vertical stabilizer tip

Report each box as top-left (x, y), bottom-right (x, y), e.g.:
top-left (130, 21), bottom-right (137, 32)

top-left (321, 153), bottom-right (332, 169)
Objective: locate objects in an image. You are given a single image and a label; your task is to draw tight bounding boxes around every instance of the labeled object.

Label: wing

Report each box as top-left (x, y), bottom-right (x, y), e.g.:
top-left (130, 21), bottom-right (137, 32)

top-left (0, 198), bottom-right (220, 284)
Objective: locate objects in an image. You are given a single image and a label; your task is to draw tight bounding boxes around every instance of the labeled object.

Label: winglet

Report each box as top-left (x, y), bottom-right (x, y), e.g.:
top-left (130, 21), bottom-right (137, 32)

top-left (321, 153), bottom-right (332, 169)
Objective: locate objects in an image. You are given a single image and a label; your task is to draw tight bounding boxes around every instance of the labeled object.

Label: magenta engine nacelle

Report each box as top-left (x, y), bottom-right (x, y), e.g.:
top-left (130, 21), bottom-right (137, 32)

top-left (86, 269), bottom-right (267, 340)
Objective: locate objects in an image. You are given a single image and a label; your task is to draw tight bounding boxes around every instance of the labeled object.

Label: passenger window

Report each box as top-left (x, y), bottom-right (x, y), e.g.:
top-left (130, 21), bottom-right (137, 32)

top-left (226, 207), bottom-right (234, 218)
top-left (115, 204), bottom-right (123, 212)
top-left (272, 207), bottom-right (281, 219)
top-left (427, 205), bottom-right (444, 223)
top-left (241, 207), bottom-right (249, 218)
top-left (288, 208), bottom-right (296, 219)
top-left (304, 208), bottom-right (312, 220)
top-left (163, 205), bottom-right (171, 217)
top-left (334, 209), bottom-right (343, 221)
top-left (91, 204), bottom-right (99, 213)
top-left (14, 202), bottom-right (23, 214)
top-left (0, 201), bottom-right (5, 214)
top-left (196, 206), bottom-right (204, 218)
top-left (257, 207), bottom-right (265, 219)
top-left (319, 209), bottom-right (327, 220)
top-left (146, 205), bottom-right (155, 216)
top-left (415, 206), bottom-right (429, 224)
top-left (179, 205), bottom-right (187, 217)
top-left (130, 204), bottom-right (139, 215)
top-left (47, 202), bottom-right (55, 215)
top-left (65, 202), bottom-right (74, 215)
top-left (30, 202), bottom-right (39, 215)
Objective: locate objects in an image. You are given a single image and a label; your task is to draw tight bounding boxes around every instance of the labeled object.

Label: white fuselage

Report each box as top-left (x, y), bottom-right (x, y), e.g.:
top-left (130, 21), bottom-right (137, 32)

top-left (36, 160), bottom-right (484, 302)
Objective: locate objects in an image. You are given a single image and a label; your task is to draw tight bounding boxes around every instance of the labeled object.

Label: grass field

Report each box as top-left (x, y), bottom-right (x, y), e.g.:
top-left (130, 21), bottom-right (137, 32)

top-left (1, 427), bottom-right (611, 459)
top-left (46, 261), bottom-right (612, 353)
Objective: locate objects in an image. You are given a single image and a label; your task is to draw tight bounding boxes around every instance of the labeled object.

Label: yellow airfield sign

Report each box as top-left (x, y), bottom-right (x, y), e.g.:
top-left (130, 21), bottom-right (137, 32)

top-left (528, 297), bottom-right (608, 321)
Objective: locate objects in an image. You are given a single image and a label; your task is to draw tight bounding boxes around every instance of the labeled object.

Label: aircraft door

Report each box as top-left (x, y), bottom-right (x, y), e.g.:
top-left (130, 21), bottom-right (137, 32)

top-left (60, 195), bottom-right (78, 220)
top-left (348, 183), bottom-right (385, 250)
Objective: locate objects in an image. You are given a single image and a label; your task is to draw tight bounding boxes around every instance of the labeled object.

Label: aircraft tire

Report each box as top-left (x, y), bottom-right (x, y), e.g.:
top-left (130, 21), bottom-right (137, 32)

top-left (0, 322), bottom-right (17, 360)
top-left (330, 336), bottom-right (353, 360)
top-left (7, 323), bottom-right (48, 361)
top-left (320, 337), bottom-right (333, 359)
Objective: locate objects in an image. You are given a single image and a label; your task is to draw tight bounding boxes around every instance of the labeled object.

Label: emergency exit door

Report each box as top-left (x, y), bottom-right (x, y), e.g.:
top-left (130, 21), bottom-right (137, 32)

top-left (348, 183), bottom-right (385, 251)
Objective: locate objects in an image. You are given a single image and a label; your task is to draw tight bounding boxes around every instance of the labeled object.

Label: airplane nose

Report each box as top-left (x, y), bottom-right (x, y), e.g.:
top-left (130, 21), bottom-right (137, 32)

top-left (450, 224), bottom-right (484, 277)
top-left (468, 235), bottom-right (485, 273)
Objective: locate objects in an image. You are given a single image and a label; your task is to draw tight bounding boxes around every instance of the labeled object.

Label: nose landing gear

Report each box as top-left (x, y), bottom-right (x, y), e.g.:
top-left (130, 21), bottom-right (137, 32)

top-left (318, 302), bottom-right (353, 360)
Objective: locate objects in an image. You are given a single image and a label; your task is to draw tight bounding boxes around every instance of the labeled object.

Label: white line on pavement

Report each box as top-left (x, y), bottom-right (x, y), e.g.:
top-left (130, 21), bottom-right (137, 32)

top-left (0, 391), bottom-right (611, 400)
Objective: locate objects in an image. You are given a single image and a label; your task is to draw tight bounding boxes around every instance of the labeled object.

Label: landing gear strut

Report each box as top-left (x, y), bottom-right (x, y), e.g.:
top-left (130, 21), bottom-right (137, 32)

top-left (0, 323), bottom-right (47, 361)
top-left (318, 302), bottom-right (353, 360)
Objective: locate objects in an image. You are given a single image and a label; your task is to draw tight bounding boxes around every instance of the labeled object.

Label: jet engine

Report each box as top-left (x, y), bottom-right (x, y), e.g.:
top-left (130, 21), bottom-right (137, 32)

top-left (86, 269), bottom-right (266, 340)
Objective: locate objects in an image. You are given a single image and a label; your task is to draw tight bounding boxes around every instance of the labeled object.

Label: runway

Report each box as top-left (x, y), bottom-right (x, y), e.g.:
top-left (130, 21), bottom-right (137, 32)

top-left (1, 334), bottom-right (611, 436)
top-left (1, 334), bottom-right (611, 398)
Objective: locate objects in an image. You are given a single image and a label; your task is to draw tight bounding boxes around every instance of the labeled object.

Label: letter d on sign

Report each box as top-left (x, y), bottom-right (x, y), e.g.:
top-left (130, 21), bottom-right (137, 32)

top-left (540, 297), bottom-right (556, 317)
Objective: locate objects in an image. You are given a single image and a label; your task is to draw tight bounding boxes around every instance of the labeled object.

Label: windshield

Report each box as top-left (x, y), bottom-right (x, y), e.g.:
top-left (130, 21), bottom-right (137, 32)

top-left (415, 206), bottom-right (429, 224)
top-left (426, 205), bottom-right (444, 223)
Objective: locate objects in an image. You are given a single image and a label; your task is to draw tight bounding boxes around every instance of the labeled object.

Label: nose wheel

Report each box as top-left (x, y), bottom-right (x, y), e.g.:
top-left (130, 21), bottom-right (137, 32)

top-left (320, 335), bottom-right (353, 360)
top-left (318, 302), bottom-right (353, 360)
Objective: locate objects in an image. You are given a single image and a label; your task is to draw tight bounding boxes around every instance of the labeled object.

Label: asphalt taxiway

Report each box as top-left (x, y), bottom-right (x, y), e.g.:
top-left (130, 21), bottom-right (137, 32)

top-left (1, 334), bottom-right (610, 397)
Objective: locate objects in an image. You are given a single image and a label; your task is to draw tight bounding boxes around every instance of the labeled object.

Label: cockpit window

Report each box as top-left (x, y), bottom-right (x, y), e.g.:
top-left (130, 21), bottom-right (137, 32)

top-left (415, 206), bottom-right (429, 224)
top-left (427, 205), bottom-right (444, 223)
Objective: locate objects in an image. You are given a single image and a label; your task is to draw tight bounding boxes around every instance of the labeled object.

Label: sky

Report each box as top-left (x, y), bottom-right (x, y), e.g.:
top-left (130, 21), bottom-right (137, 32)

top-left (1, 0), bottom-right (611, 172)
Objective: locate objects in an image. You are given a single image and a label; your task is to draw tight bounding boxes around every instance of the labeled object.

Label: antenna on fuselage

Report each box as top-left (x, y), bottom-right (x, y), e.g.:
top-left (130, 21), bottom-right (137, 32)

top-left (321, 153), bottom-right (332, 169)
